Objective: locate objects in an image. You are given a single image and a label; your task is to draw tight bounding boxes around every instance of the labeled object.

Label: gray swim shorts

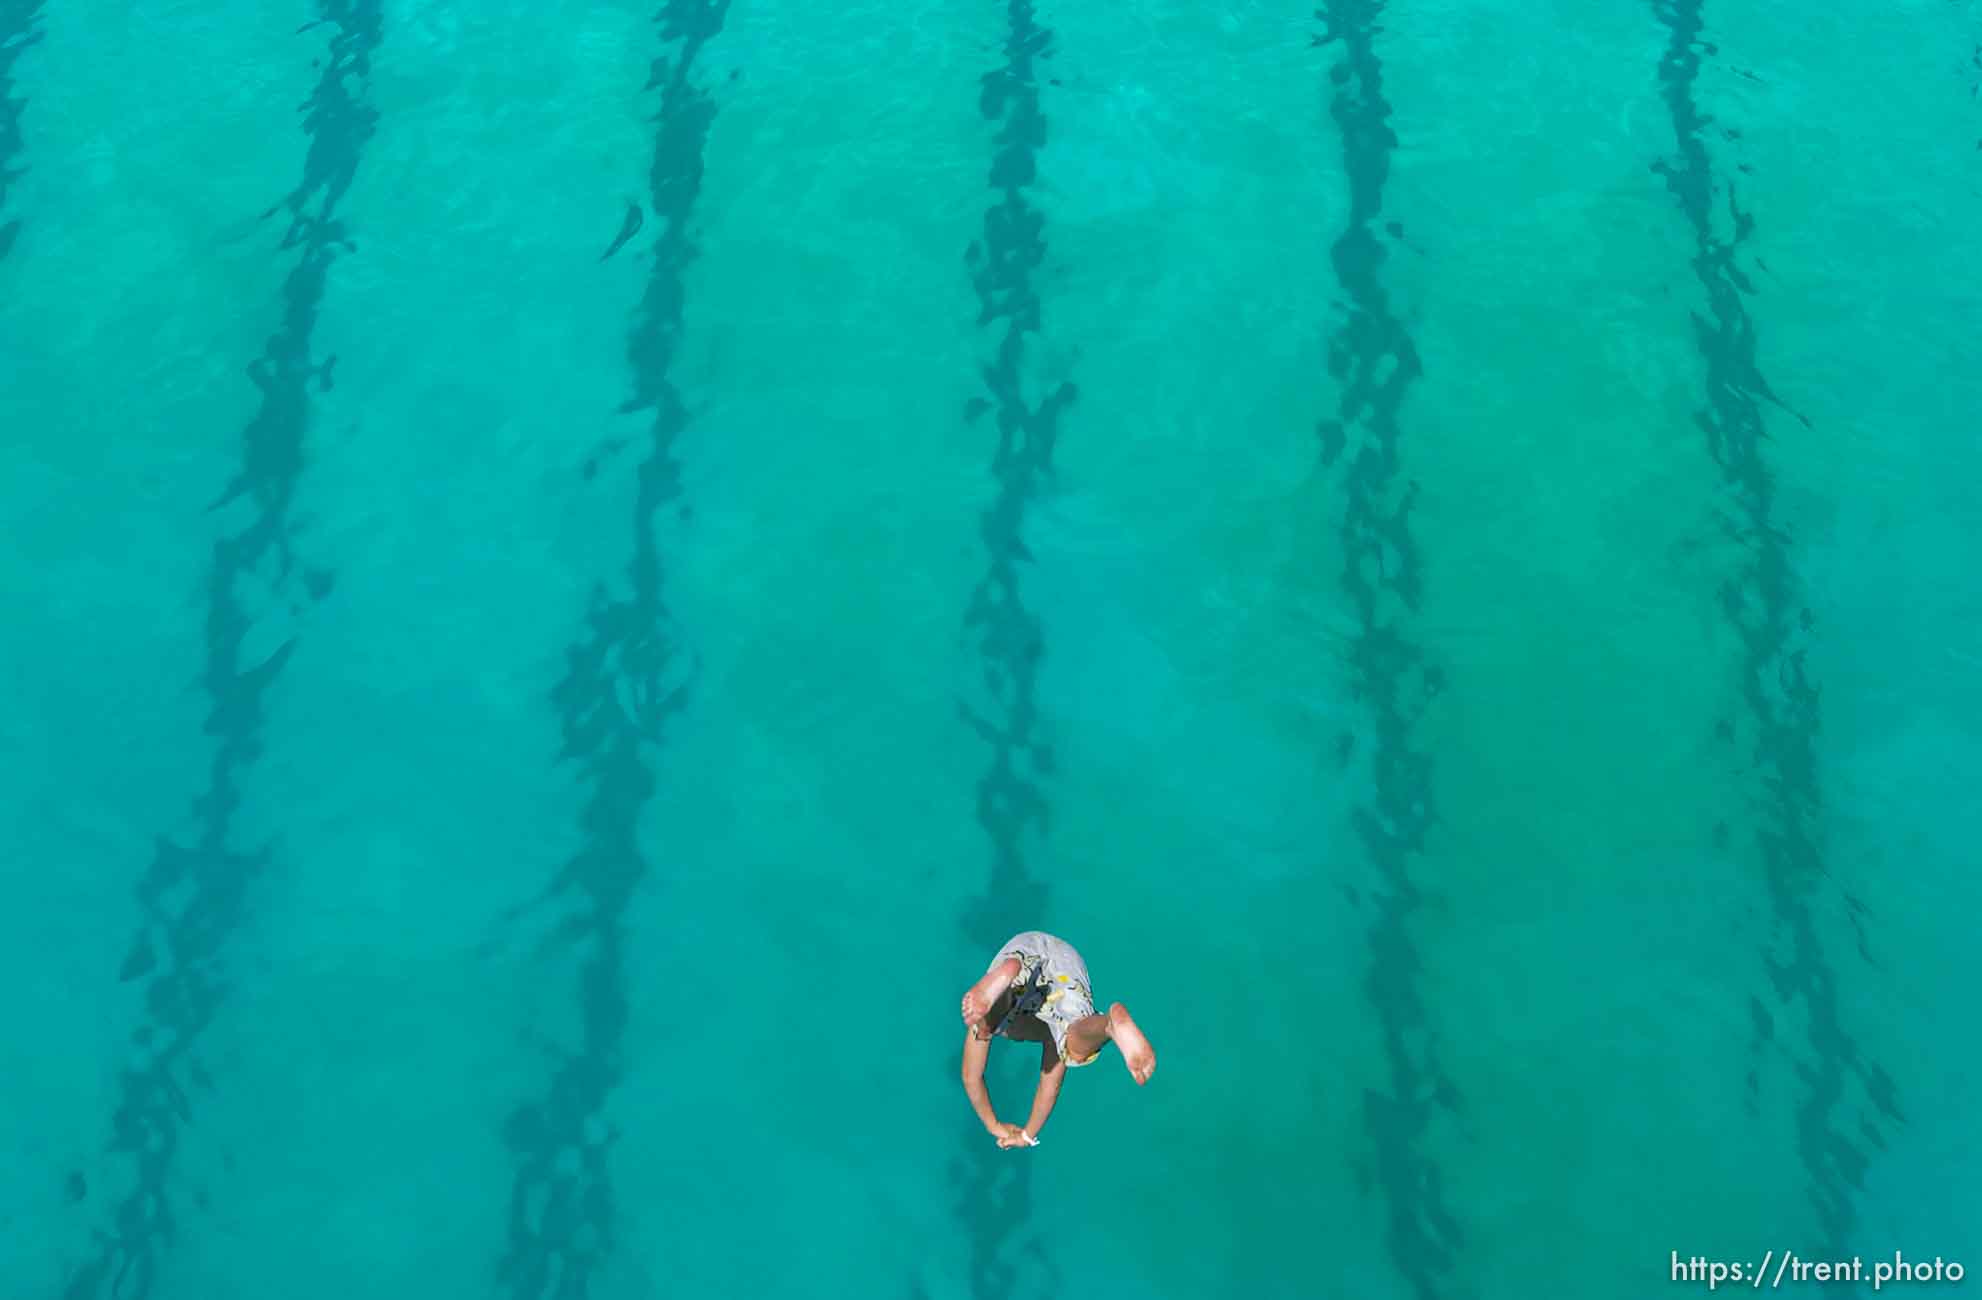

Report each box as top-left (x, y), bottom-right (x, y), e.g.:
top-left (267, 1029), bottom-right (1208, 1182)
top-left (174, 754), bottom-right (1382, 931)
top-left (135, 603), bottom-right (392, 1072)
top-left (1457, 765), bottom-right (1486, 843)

top-left (987, 931), bottom-right (1101, 1067)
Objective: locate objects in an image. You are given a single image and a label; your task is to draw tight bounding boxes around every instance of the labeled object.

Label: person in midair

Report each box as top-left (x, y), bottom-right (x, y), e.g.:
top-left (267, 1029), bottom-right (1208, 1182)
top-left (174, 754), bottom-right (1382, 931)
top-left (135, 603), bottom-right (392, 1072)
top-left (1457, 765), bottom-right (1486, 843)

top-left (958, 931), bottom-right (1156, 1148)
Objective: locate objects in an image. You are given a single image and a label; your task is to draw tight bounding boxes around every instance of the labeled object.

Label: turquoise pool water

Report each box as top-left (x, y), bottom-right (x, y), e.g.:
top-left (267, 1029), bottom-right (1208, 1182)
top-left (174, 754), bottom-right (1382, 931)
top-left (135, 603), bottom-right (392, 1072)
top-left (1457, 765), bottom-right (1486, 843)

top-left (3, 2), bottom-right (1977, 1297)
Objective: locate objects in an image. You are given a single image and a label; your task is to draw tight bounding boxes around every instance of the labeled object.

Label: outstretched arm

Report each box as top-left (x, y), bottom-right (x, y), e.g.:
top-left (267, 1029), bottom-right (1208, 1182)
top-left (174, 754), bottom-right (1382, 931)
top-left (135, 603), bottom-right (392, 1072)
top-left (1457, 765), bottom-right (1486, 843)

top-left (961, 1031), bottom-right (1002, 1135)
top-left (1019, 1040), bottom-right (1067, 1139)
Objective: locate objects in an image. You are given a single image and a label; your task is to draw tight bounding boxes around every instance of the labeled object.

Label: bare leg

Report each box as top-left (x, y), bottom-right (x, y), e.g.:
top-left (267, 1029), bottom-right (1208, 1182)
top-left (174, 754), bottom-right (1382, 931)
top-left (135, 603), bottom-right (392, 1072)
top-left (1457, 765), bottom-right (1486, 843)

top-left (962, 958), bottom-right (1022, 1035)
top-left (1063, 1002), bottom-right (1156, 1085)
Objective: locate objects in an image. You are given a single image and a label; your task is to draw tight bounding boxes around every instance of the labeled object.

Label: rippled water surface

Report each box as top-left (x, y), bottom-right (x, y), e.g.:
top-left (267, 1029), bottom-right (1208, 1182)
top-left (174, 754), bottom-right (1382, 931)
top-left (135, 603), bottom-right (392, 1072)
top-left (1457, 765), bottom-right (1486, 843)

top-left (2, 2), bottom-right (1977, 1297)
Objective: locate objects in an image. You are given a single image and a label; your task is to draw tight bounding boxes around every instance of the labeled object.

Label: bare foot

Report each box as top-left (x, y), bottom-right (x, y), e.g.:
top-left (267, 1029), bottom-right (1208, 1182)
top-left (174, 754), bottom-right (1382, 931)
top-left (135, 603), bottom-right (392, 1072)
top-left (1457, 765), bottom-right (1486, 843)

top-left (962, 958), bottom-right (1021, 1035)
top-left (1108, 1002), bottom-right (1155, 1085)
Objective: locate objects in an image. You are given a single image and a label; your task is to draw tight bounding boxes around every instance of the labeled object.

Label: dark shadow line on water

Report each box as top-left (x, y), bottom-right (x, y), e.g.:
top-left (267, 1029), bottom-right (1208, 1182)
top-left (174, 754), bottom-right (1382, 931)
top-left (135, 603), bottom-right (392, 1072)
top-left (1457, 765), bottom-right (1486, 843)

top-left (489, 4), bottom-right (725, 1298)
top-left (0, 0), bottom-right (44, 263)
top-left (64, 6), bottom-right (380, 1298)
top-left (1970, 33), bottom-right (1980, 152)
top-left (1648, 0), bottom-right (1902, 1251)
top-left (1312, 5), bottom-right (1463, 1299)
top-left (951, 4), bottom-right (1073, 1299)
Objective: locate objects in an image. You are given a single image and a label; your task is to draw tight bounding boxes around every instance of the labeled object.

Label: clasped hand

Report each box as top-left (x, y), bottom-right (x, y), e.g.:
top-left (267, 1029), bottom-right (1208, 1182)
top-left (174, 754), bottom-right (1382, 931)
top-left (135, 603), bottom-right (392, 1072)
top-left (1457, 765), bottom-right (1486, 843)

top-left (989, 1122), bottom-right (1036, 1149)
